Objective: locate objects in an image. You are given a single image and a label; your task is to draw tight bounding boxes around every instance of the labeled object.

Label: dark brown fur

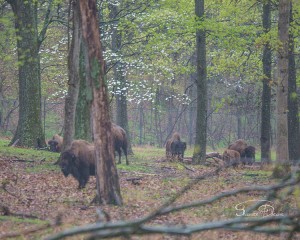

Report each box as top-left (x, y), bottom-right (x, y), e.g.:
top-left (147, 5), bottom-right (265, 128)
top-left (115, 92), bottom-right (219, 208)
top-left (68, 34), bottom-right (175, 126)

top-left (223, 149), bottom-right (241, 167)
top-left (228, 139), bottom-right (247, 157)
top-left (59, 140), bottom-right (95, 189)
top-left (112, 123), bottom-right (128, 165)
top-left (48, 134), bottom-right (63, 152)
top-left (242, 145), bottom-right (256, 165)
top-left (165, 132), bottom-right (182, 160)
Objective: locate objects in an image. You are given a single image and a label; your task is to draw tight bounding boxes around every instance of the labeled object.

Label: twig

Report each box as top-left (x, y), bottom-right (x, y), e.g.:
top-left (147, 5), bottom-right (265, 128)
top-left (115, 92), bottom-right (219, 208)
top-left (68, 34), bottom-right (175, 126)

top-left (178, 163), bottom-right (195, 172)
top-left (9, 159), bottom-right (34, 163)
top-left (46, 169), bottom-right (300, 240)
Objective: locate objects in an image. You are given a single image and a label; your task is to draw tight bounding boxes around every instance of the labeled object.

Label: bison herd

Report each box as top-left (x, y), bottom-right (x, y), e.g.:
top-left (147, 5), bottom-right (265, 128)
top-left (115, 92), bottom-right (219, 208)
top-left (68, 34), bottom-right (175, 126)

top-left (47, 127), bottom-right (255, 188)
top-left (209, 139), bottom-right (256, 167)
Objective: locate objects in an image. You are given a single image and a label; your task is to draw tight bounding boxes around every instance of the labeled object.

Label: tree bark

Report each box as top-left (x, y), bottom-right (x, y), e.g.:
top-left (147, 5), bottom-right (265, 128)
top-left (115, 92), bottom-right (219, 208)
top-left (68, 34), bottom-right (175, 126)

top-left (8, 0), bottom-right (45, 148)
top-left (75, 42), bottom-right (92, 141)
top-left (273, 0), bottom-right (291, 178)
top-left (62, 0), bottom-right (81, 151)
top-left (287, 2), bottom-right (300, 162)
top-left (261, 1), bottom-right (272, 164)
top-left (79, 0), bottom-right (122, 205)
top-left (193, 0), bottom-right (207, 164)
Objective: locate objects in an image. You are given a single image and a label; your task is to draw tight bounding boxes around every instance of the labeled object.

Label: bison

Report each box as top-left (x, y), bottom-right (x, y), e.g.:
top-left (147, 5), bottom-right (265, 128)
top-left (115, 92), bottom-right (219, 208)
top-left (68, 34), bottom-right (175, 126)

top-left (228, 139), bottom-right (255, 165)
top-left (48, 134), bottom-right (63, 153)
top-left (166, 132), bottom-right (186, 161)
top-left (59, 140), bottom-right (95, 189)
top-left (223, 149), bottom-right (241, 167)
top-left (112, 123), bottom-right (129, 165)
top-left (166, 132), bottom-right (181, 158)
top-left (171, 140), bottom-right (187, 160)
top-left (228, 139), bottom-right (247, 157)
top-left (242, 145), bottom-right (256, 165)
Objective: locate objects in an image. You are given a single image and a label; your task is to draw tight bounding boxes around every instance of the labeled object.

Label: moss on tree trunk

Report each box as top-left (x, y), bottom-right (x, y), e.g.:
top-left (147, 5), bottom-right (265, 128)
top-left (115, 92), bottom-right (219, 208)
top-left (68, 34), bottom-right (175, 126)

top-left (8, 0), bottom-right (45, 148)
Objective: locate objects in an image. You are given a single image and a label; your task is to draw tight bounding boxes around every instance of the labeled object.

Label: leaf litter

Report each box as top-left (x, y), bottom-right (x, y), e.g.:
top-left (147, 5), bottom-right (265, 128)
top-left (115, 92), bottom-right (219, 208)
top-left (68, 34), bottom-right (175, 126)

top-left (0, 154), bottom-right (296, 240)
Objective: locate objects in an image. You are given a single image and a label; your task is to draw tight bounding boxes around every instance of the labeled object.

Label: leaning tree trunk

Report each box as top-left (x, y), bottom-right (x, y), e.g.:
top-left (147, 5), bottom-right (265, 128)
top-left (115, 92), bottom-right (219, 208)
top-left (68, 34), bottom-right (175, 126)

top-left (261, 1), bottom-right (272, 164)
top-left (79, 0), bottom-right (122, 205)
top-left (62, 0), bottom-right (81, 151)
top-left (273, 0), bottom-right (291, 178)
top-left (287, 2), bottom-right (300, 162)
top-left (193, 0), bottom-right (207, 164)
top-left (8, 0), bottom-right (45, 148)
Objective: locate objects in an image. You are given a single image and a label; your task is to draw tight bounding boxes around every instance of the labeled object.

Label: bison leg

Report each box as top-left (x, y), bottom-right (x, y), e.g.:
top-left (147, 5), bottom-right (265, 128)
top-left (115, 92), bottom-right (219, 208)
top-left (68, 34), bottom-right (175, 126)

top-left (78, 168), bottom-right (90, 189)
top-left (117, 148), bottom-right (122, 164)
top-left (123, 147), bottom-right (129, 165)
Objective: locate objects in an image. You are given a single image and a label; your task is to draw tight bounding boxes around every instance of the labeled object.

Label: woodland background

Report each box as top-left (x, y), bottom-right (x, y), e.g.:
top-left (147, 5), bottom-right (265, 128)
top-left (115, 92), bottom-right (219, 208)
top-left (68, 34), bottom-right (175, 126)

top-left (1, 0), bottom-right (300, 239)
top-left (0, 0), bottom-right (297, 153)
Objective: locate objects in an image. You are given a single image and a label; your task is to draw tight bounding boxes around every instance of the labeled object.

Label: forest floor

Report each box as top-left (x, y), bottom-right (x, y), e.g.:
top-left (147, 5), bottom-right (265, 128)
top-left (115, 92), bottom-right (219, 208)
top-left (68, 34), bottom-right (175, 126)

top-left (0, 141), bottom-right (299, 240)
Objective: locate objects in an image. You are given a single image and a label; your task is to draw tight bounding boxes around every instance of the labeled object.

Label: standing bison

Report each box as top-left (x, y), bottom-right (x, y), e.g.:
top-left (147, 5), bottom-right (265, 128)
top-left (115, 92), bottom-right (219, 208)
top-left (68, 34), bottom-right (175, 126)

top-left (48, 134), bottom-right (63, 152)
top-left (171, 140), bottom-right (187, 160)
top-left (59, 140), bottom-right (95, 189)
top-left (166, 132), bottom-right (186, 161)
top-left (112, 123), bottom-right (129, 165)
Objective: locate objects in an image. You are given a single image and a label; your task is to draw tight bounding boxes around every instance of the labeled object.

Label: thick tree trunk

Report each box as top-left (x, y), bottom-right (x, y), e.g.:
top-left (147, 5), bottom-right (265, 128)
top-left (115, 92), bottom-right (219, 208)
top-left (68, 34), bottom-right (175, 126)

top-left (193, 0), bottom-right (207, 164)
top-left (75, 42), bottom-right (92, 141)
top-left (62, 0), bottom-right (81, 151)
top-left (261, 1), bottom-right (272, 164)
top-left (287, 2), bottom-right (300, 162)
top-left (8, 0), bottom-right (45, 148)
top-left (79, 0), bottom-right (122, 205)
top-left (273, 0), bottom-right (291, 178)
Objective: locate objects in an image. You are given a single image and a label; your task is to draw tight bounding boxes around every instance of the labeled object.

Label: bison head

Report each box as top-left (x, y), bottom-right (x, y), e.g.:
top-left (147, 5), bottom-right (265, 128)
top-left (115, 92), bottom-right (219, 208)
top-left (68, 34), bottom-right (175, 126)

top-left (48, 140), bottom-right (59, 152)
top-left (59, 151), bottom-right (77, 177)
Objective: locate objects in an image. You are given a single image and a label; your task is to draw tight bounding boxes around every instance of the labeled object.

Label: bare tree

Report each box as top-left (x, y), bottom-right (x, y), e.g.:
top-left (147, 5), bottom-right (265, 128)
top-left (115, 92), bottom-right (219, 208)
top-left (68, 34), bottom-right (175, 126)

top-left (261, 0), bottom-right (272, 164)
top-left (287, 2), bottom-right (300, 162)
top-left (62, 0), bottom-right (81, 151)
top-left (193, 0), bottom-right (207, 164)
top-left (273, 0), bottom-right (291, 177)
top-left (79, 0), bottom-right (122, 205)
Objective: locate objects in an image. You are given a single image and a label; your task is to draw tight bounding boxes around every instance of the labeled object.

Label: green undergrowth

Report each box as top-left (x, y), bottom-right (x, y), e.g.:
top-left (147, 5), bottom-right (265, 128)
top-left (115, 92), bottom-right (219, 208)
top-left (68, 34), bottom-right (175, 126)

top-left (0, 139), bottom-right (59, 163)
top-left (0, 216), bottom-right (48, 225)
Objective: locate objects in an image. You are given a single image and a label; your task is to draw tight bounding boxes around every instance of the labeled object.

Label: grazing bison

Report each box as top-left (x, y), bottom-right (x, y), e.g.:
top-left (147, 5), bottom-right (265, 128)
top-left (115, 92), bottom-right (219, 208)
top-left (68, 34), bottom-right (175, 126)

top-left (171, 140), bottom-right (187, 160)
top-left (112, 123), bottom-right (129, 165)
top-left (48, 134), bottom-right (63, 153)
top-left (223, 149), bottom-right (241, 167)
top-left (59, 140), bottom-right (95, 189)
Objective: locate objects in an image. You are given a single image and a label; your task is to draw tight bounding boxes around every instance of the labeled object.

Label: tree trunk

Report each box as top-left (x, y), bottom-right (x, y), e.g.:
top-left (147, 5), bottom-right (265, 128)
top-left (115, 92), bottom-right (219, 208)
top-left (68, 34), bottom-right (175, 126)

top-left (8, 0), bottom-right (45, 148)
top-left (74, 43), bottom-right (92, 141)
top-left (63, 0), bottom-right (81, 151)
top-left (193, 0), bottom-right (207, 164)
top-left (79, 0), bottom-right (122, 205)
top-left (273, 0), bottom-right (291, 178)
top-left (139, 102), bottom-right (144, 145)
top-left (109, 3), bottom-right (133, 154)
top-left (287, 2), bottom-right (300, 162)
top-left (261, 1), bottom-right (272, 164)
